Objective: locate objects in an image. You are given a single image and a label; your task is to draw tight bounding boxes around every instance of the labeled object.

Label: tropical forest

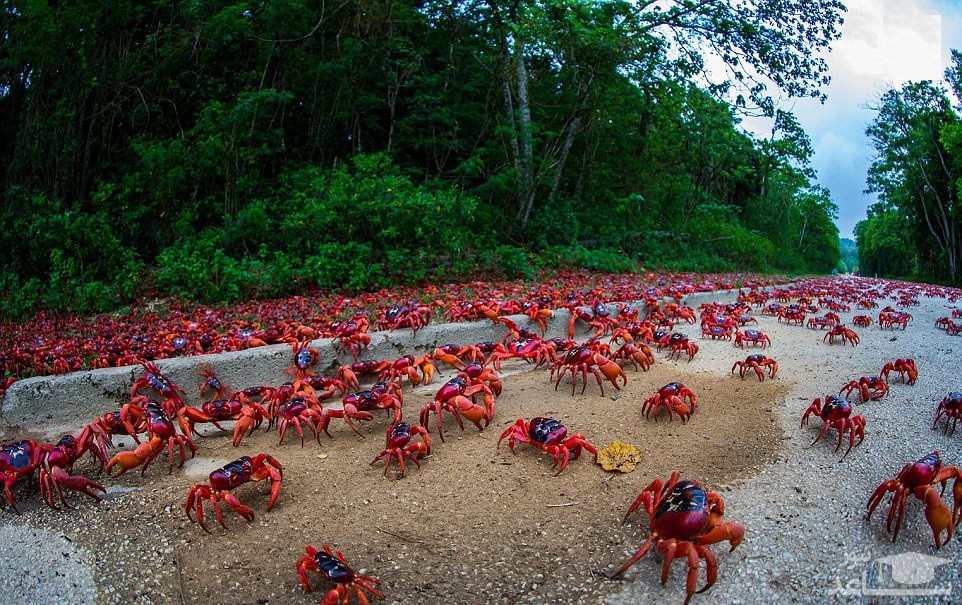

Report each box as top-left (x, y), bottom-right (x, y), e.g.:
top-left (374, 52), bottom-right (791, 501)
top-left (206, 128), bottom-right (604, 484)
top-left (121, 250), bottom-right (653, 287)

top-left (1, 0), bottom-right (851, 319)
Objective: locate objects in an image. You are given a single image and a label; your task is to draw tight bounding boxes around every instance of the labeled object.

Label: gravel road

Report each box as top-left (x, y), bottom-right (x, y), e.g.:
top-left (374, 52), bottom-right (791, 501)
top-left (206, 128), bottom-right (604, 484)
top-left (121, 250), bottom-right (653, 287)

top-left (606, 279), bottom-right (962, 605)
top-left (3, 277), bottom-right (962, 605)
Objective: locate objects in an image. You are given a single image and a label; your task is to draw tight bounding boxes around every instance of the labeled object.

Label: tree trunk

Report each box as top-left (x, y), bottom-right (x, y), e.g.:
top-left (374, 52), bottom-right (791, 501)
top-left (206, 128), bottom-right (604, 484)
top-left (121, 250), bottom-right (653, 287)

top-left (514, 37), bottom-right (535, 228)
top-left (547, 116), bottom-right (581, 204)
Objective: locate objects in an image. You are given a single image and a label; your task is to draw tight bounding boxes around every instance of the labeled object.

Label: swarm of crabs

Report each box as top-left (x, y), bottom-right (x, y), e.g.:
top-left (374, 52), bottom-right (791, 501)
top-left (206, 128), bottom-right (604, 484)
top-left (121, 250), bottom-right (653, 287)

top-left (3, 272), bottom-right (962, 605)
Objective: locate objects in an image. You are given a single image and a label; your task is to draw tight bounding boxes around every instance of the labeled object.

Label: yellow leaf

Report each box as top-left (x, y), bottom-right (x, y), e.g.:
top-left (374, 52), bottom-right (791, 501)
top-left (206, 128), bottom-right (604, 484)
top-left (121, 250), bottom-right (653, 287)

top-left (596, 440), bottom-right (642, 473)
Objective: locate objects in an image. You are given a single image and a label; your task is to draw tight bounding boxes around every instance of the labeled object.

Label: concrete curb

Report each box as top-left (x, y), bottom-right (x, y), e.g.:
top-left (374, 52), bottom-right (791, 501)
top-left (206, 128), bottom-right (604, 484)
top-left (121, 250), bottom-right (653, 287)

top-left (1, 288), bottom-right (753, 440)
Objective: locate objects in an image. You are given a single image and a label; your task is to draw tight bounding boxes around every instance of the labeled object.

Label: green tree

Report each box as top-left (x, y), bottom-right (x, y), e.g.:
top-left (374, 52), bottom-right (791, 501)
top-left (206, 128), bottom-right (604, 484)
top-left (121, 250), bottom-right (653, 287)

top-left (854, 208), bottom-right (915, 277)
top-left (866, 79), bottom-right (960, 281)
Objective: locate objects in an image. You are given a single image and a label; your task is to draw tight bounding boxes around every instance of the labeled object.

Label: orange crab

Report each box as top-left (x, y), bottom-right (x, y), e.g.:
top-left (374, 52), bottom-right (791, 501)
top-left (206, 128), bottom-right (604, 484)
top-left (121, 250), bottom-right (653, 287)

top-left (867, 451), bottom-right (962, 548)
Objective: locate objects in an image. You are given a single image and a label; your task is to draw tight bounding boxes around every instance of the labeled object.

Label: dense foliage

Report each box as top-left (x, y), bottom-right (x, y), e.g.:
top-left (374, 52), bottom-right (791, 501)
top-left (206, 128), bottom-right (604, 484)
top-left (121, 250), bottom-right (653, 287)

top-left (0, 0), bottom-right (844, 319)
top-left (859, 50), bottom-right (962, 284)
top-left (838, 238), bottom-right (858, 274)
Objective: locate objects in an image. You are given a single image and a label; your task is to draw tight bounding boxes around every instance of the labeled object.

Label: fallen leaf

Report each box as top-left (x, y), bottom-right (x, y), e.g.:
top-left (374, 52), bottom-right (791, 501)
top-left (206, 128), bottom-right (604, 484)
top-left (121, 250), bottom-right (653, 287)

top-left (596, 440), bottom-right (642, 473)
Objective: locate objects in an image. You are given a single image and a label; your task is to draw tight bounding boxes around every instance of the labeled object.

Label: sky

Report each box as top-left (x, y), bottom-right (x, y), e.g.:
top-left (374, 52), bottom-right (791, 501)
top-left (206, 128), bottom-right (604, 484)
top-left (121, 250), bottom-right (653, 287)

top-left (778, 0), bottom-right (962, 240)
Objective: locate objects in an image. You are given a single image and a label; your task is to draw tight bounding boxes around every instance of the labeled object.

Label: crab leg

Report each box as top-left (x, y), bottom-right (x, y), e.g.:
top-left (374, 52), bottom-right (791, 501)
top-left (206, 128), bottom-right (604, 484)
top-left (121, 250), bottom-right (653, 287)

top-left (607, 535), bottom-right (655, 579)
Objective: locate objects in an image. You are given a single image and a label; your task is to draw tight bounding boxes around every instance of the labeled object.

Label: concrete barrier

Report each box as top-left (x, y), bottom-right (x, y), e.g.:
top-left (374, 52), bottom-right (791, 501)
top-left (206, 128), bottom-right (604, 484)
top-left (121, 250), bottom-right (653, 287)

top-left (1, 287), bottom-right (757, 439)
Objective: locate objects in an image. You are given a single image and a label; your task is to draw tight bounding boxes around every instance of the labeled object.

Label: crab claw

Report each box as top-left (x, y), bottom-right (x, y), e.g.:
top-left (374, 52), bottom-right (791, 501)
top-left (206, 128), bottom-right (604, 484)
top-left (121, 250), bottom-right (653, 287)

top-left (106, 450), bottom-right (146, 477)
top-left (106, 438), bottom-right (161, 477)
top-left (321, 589), bottom-right (343, 605)
top-left (595, 354), bottom-right (627, 390)
top-left (698, 521), bottom-right (745, 552)
top-left (919, 485), bottom-right (954, 549)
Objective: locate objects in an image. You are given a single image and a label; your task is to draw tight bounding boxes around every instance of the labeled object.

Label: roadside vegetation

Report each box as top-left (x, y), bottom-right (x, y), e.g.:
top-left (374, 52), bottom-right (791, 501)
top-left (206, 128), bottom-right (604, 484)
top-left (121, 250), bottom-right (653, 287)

top-left (0, 1), bottom-right (847, 319)
top-left (859, 51), bottom-right (962, 284)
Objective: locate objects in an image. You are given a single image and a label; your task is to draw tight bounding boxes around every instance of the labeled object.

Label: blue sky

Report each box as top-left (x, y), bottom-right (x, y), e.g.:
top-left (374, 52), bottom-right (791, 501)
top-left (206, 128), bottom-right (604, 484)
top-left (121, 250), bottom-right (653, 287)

top-left (784, 0), bottom-right (962, 240)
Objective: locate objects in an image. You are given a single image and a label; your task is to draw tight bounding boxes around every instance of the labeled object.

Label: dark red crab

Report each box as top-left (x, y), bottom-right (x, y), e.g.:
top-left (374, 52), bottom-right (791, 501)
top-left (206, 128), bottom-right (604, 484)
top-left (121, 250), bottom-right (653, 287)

top-left (498, 416), bottom-right (596, 475)
top-left (604, 472), bottom-right (744, 605)
top-left (297, 545), bottom-right (384, 605)
top-left (800, 395), bottom-right (865, 458)
top-left (370, 422), bottom-right (431, 477)
top-left (185, 453), bottom-right (283, 532)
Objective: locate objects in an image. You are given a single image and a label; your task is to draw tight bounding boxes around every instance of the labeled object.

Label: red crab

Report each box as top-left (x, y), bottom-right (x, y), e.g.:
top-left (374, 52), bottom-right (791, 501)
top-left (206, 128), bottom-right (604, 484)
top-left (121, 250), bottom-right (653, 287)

top-left (731, 354), bottom-right (778, 381)
top-left (377, 354), bottom-right (435, 387)
top-left (130, 360), bottom-right (186, 417)
top-left (807, 313), bottom-right (840, 330)
top-left (879, 310), bottom-right (911, 330)
top-left (520, 300), bottom-right (554, 335)
top-left (276, 394), bottom-right (328, 445)
top-left (497, 317), bottom-right (542, 343)
top-left (852, 315), bottom-right (873, 327)
top-left (431, 344), bottom-right (470, 369)
top-left (701, 324), bottom-right (733, 340)
top-left (666, 304), bottom-right (697, 324)
top-left (642, 382), bottom-right (698, 422)
top-left (800, 395), bottom-right (866, 458)
top-left (231, 385), bottom-right (279, 419)
top-left (330, 381), bottom-right (403, 436)
top-left (488, 338), bottom-right (557, 370)
top-left (498, 417), bottom-right (597, 475)
top-left (733, 329), bottom-right (770, 349)
top-left (287, 340), bottom-right (320, 379)
top-left (105, 399), bottom-right (196, 477)
top-left (419, 374), bottom-right (495, 442)
top-left (37, 435), bottom-right (108, 510)
top-left (549, 346), bottom-right (626, 396)
top-left (370, 422), bottom-right (431, 477)
top-left (330, 315), bottom-right (372, 360)
top-left (840, 376), bottom-right (889, 402)
top-left (879, 358), bottom-right (918, 385)
top-left (567, 301), bottom-right (620, 339)
top-left (373, 300), bottom-right (431, 334)
top-left (177, 398), bottom-right (271, 447)
top-left (867, 451), bottom-right (962, 548)
top-left (197, 364), bottom-right (231, 400)
top-left (297, 544), bottom-right (384, 605)
top-left (336, 360), bottom-right (392, 391)
top-left (1, 437), bottom-right (106, 513)
top-left (76, 410), bottom-right (136, 468)
top-left (670, 340), bottom-right (699, 362)
top-left (823, 324), bottom-right (859, 347)
top-left (185, 453), bottom-right (283, 532)
top-left (297, 375), bottom-right (349, 402)
top-left (779, 308), bottom-right (806, 326)
top-left (611, 342), bottom-right (654, 372)
top-left (934, 392), bottom-right (962, 435)
top-left (605, 472), bottom-right (745, 605)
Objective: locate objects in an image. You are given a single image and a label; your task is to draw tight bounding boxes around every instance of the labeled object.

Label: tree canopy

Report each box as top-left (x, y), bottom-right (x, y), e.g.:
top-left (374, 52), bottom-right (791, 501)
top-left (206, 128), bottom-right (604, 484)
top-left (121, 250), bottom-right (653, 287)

top-left (0, 0), bottom-right (845, 317)
top-left (859, 51), bottom-right (962, 283)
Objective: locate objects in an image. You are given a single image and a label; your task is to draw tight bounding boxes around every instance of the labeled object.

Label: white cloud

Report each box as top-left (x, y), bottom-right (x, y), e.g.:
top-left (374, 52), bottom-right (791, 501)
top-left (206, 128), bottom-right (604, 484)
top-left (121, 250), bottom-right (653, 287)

top-left (881, 14), bottom-right (943, 84)
top-left (785, 0), bottom-right (962, 239)
top-left (738, 0), bottom-right (961, 239)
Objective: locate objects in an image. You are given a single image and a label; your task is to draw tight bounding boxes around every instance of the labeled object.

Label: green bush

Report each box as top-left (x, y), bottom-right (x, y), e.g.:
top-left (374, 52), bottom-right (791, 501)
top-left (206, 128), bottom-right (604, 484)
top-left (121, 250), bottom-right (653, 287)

top-left (280, 153), bottom-right (478, 259)
top-left (0, 273), bottom-right (42, 321)
top-left (492, 246), bottom-right (534, 279)
top-left (298, 242), bottom-right (382, 291)
top-left (156, 232), bottom-right (254, 302)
